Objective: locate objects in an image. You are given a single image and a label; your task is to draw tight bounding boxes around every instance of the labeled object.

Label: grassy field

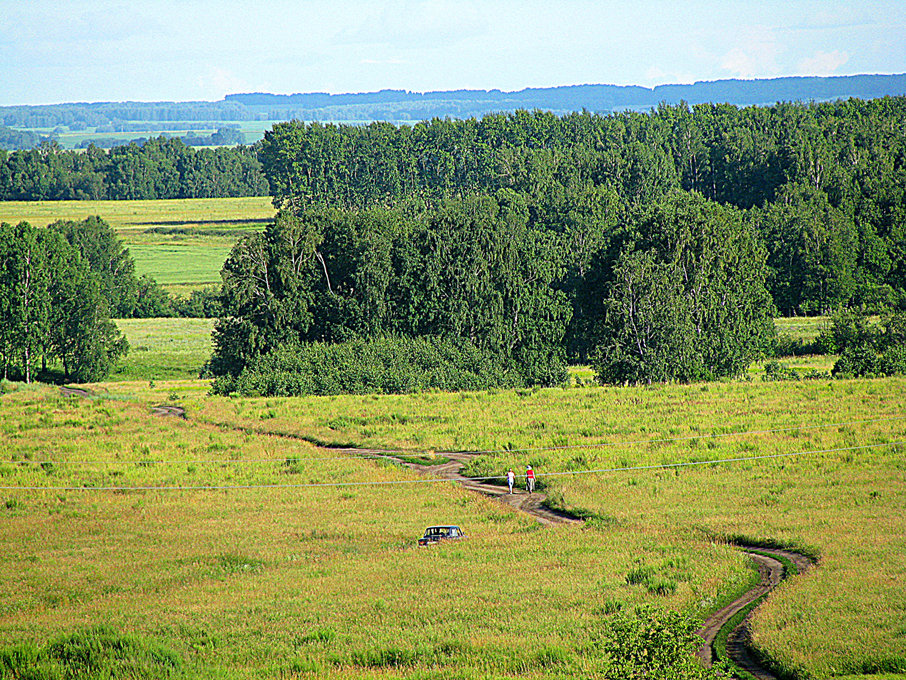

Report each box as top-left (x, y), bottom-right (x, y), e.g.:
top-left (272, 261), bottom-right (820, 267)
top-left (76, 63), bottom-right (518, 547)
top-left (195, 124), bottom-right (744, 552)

top-left (0, 198), bottom-right (275, 294)
top-left (2, 363), bottom-right (903, 678)
top-left (0, 197), bottom-right (274, 230)
top-left (113, 318), bottom-right (216, 381)
top-left (0, 381), bottom-right (756, 679)
top-left (774, 316), bottom-right (830, 343)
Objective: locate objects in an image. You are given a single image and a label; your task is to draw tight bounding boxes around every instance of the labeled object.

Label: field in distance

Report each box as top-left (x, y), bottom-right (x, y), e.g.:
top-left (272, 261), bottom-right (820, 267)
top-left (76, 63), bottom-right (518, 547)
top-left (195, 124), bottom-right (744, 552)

top-left (0, 197), bottom-right (275, 295)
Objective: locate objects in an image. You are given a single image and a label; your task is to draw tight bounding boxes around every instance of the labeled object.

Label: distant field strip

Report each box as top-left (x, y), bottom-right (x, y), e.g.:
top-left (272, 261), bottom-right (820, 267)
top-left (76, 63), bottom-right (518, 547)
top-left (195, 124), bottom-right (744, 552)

top-left (0, 197), bottom-right (276, 294)
top-left (0, 197), bottom-right (275, 230)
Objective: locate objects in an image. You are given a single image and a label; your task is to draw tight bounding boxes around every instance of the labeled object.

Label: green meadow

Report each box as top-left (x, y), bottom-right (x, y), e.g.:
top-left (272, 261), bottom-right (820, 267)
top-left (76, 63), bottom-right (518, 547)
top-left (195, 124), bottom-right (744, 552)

top-left (0, 197), bottom-right (275, 294)
top-left (2, 371), bottom-right (903, 679)
top-left (113, 318), bottom-right (216, 381)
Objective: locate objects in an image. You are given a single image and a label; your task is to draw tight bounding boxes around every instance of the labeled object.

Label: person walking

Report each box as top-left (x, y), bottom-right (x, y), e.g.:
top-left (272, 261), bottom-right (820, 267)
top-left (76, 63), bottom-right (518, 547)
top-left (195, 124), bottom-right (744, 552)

top-left (525, 465), bottom-right (535, 494)
top-left (506, 469), bottom-right (515, 494)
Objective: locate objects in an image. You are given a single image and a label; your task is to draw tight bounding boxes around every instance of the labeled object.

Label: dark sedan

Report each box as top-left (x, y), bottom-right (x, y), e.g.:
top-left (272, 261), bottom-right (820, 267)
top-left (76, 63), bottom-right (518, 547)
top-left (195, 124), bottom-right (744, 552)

top-left (417, 525), bottom-right (465, 546)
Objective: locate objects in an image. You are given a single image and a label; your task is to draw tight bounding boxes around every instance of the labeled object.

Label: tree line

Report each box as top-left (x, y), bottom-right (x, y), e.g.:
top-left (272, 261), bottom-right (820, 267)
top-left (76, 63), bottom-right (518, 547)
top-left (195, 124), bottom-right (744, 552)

top-left (209, 96), bottom-right (906, 393)
top-left (208, 189), bottom-right (774, 393)
top-left (258, 97), bottom-right (906, 317)
top-left (0, 221), bottom-right (128, 383)
top-left (0, 137), bottom-right (267, 201)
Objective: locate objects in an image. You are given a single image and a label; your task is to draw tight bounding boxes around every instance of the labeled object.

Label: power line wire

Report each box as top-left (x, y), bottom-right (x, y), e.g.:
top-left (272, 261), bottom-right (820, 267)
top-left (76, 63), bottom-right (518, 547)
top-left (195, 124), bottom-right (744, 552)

top-left (12, 413), bottom-right (906, 466)
top-left (2, 439), bottom-right (901, 492)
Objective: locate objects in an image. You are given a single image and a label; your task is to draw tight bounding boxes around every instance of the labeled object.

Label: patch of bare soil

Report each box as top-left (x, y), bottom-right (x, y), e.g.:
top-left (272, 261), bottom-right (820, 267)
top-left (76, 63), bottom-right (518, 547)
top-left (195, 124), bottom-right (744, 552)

top-left (150, 405), bottom-right (186, 418)
top-left (59, 386), bottom-right (94, 398)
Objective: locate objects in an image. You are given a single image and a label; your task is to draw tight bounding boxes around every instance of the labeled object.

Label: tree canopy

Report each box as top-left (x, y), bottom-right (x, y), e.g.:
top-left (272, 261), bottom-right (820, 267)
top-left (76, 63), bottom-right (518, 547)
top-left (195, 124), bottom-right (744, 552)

top-left (591, 191), bottom-right (775, 383)
top-left (0, 221), bottom-right (128, 383)
top-left (209, 193), bottom-right (571, 391)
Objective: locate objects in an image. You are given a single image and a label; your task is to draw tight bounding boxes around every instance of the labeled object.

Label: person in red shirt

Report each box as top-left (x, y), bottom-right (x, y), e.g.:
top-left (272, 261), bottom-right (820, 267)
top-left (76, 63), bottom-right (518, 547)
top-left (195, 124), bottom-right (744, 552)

top-left (525, 465), bottom-right (535, 493)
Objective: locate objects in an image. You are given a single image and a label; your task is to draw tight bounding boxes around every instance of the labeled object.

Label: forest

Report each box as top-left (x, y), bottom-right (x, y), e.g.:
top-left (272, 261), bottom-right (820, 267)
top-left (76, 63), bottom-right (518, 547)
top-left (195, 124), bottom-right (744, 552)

top-left (3, 96), bottom-right (906, 390)
top-left (207, 96), bottom-right (906, 394)
top-left (0, 137), bottom-right (267, 200)
top-left (1, 73), bottom-right (903, 130)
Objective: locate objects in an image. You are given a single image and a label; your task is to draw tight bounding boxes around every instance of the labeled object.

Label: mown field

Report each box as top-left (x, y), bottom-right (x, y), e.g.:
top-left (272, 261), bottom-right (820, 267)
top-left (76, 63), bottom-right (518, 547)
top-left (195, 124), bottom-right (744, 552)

top-left (0, 197), bottom-right (275, 295)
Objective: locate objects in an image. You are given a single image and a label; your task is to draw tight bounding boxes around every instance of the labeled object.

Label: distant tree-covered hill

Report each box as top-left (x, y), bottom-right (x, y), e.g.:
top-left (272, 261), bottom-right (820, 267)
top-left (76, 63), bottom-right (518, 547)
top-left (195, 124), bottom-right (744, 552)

top-left (1, 74), bottom-right (904, 142)
top-left (225, 74), bottom-right (906, 120)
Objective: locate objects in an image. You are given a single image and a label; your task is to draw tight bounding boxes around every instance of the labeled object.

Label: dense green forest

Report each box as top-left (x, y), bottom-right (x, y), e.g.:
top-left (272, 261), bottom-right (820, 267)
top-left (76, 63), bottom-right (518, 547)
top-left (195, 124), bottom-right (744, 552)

top-left (0, 138), bottom-right (267, 200)
top-left (208, 189), bottom-right (775, 393)
top-left (3, 95), bottom-right (905, 388)
top-left (205, 96), bottom-right (906, 393)
top-left (258, 98), bottom-right (906, 316)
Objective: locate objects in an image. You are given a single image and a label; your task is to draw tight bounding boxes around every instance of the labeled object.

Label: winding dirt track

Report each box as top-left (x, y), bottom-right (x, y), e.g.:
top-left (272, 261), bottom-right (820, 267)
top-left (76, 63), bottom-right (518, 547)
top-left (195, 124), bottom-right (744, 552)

top-left (58, 387), bottom-right (813, 676)
top-left (392, 450), bottom-right (814, 678)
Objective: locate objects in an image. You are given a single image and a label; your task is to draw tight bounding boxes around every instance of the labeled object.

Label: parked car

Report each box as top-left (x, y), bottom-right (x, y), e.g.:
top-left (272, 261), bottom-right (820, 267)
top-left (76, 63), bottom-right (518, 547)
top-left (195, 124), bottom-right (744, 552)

top-left (417, 525), bottom-right (465, 546)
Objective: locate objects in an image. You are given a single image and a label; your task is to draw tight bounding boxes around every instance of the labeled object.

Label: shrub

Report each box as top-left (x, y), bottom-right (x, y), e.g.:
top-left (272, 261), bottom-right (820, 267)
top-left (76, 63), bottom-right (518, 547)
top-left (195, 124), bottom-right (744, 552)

top-left (762, 361), bottom-right (801, 381)
top-left (212, 336), bottom-right (533, 397)
top-left (596, 605), bottom-right (719, 679)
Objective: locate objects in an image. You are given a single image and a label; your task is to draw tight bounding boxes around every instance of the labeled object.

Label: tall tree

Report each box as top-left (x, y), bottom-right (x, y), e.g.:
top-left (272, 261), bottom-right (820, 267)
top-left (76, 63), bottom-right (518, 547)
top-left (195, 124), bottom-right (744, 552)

top-left (0, 221), bottom-right (128, 383)
top-left (592, 191), bottom-right (775, 384)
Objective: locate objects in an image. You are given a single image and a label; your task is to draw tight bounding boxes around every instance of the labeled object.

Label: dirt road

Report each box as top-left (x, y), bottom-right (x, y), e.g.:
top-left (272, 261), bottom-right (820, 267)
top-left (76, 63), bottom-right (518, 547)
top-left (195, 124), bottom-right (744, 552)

top-left (395, 449), bottom-right (814, 678)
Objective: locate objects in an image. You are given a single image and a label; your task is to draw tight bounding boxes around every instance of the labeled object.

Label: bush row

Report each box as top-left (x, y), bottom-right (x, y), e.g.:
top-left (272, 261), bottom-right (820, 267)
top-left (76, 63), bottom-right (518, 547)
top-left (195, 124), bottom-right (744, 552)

top-left (211, 336), bottom-right (537, 397)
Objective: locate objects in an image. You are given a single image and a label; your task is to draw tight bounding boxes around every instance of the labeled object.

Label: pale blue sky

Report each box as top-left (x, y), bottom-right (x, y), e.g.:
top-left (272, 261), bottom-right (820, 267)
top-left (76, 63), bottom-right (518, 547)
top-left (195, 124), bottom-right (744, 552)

top-left (2, 0), bottom-right (904, 105)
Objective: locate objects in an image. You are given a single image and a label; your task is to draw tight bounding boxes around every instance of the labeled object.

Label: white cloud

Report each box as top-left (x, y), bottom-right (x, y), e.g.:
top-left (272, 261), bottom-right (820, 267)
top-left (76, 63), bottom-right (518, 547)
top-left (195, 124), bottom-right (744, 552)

top-left (199, 67), bottom-right (252, 100)
top-left (797, 50), bottom-right (849, 75)
top-left (720, 27), bottom-right (781, 78)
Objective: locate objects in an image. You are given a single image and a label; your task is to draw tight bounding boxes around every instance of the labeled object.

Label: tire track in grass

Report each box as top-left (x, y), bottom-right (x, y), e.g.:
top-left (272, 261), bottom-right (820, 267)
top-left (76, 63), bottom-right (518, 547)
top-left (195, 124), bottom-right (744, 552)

top-left (60, 390), bottom-right (816, 677)
top-left (696, 547), bottom-right (814, 678)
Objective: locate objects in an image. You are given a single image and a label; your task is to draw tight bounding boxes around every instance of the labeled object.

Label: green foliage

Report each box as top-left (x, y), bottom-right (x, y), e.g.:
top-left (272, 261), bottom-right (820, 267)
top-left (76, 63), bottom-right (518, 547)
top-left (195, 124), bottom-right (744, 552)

top-left (825, 309), bottom-right (906, 378)
top-left (170, 286), bottom-right (222, 318)
top-left (762, 361), bottom-right (801, 381)
top-left (210, 195), bottom-right (570, 389)
top-left (592, 191), bottom-right (775, 384)
top-left (0, 221), bottom-right (128, 383)
top-left (0, 625), bottom-right (181, 680)
top-left (772, 333), bottom-right (820, 357)
top-left (596, 605), bottom-right (719, 679)
top-left (0, 137), bottom-right (266, 200)
top-left (49, 216), bottom-right (173, 319)
top-left (212, 336), bottom-right (528, 397)
top-left (256, 98), bottom-right (906, 320)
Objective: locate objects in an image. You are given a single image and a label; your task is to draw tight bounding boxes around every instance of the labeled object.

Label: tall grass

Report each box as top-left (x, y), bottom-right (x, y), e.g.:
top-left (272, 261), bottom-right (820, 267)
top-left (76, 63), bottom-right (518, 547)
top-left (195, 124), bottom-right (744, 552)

top-left (112, 318), bottom-right (215, 381)
top-left (1, 325), bottom-right (904, 676)
top-left (0, 383), bottom-right (746, 678)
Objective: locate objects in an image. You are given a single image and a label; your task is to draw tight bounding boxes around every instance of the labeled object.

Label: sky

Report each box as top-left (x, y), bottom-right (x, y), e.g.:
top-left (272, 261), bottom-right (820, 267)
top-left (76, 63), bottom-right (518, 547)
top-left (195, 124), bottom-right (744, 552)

top-left (1, 0), bottom-right (905, 106)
